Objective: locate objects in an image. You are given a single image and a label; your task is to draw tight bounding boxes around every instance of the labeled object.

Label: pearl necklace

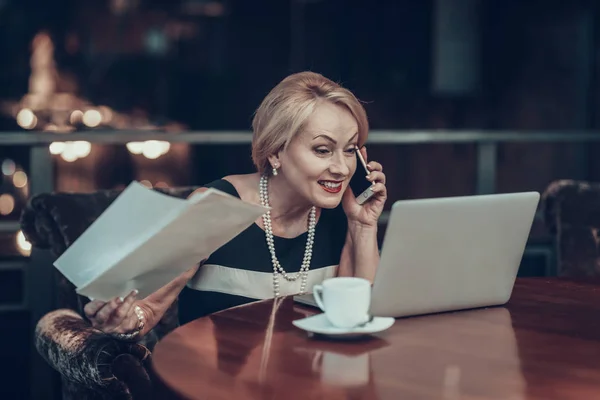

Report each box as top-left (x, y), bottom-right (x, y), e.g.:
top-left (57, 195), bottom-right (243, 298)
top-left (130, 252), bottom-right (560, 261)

top-left (259, 175), bottom-right (316, 297)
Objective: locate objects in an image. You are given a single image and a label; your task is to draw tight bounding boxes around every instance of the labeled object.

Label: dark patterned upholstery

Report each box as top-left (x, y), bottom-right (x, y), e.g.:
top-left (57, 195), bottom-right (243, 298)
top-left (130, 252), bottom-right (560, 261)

top-left (21, 186), bottom-right (199, 399)
top-left (542, 180), bottom-right (600, 277)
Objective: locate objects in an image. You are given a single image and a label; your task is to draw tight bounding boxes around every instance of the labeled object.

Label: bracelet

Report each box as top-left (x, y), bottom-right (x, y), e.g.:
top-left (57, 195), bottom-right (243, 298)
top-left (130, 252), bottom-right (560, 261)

top-left (113, 306), bottom-right (146, 341)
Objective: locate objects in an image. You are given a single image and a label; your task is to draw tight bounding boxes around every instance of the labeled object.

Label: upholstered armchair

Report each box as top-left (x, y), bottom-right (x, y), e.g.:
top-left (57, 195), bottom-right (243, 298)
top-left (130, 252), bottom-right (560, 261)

top-left (541, 179), bottom-right (600, 277)
top-left (21, 186), bottom-right (199, 400)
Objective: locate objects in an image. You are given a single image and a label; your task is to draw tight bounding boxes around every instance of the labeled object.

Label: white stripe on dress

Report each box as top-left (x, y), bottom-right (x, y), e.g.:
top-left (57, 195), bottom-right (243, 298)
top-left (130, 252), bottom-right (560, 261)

top-left (187, 264), bottom-right (338, 299)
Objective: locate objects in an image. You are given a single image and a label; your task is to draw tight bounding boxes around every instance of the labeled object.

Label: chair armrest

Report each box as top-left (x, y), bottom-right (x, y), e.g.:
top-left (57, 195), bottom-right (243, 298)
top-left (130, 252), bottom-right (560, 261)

top-left (35, 309), bottom-right (154, 396)
top-left (541, 179), bottom-right (600, 277)
top-left (542, 179), bottom-right (600, 233)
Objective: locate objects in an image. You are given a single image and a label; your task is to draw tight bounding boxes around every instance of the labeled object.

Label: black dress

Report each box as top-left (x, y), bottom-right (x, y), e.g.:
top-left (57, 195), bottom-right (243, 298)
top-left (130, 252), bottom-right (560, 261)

top-left (178, 179), bottom-right (348, 324)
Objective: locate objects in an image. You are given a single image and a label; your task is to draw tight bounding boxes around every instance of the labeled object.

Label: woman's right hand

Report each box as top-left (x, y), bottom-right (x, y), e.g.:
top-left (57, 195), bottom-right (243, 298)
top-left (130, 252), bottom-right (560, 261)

top-left (84, 289), bottom-right (146, 340)
top-left (83, 263), bottom-right (202, 340)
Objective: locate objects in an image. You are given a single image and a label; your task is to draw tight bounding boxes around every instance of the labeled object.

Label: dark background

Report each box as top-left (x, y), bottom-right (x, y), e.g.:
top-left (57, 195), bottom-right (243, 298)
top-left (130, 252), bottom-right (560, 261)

top-left (2, 0), bottom-right (600, 398)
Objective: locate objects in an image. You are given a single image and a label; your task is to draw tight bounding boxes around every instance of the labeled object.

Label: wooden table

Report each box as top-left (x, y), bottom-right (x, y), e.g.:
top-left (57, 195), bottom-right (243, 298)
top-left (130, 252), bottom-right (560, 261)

top-left (152, 278), bottom-right (600, 399)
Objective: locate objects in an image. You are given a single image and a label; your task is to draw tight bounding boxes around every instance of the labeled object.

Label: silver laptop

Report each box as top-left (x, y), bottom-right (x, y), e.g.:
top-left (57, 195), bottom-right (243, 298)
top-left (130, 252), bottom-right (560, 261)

top-left (295, 191), bottom-right (540, 318)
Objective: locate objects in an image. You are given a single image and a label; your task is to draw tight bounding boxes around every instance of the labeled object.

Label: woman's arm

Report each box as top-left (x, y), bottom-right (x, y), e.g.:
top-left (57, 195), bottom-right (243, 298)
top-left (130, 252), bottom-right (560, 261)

top-left (84, 264), bottom-right (201, 338)
top-left (338, 148), bottom-right (386, 282)
top-left (134, 264), bottom-right (200, 335)
top-left (337, 224), bottom-right (379, 282)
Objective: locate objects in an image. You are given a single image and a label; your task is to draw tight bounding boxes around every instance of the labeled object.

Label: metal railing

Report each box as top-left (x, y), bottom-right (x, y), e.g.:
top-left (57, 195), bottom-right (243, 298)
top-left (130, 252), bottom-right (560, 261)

top-left (4, 128), bottom-right (599, 197)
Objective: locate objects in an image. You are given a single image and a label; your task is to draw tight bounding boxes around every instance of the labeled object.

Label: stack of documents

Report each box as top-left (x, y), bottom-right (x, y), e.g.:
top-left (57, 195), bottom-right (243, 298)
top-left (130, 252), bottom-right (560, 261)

top-left (53, 181), bottom-right (268, 301)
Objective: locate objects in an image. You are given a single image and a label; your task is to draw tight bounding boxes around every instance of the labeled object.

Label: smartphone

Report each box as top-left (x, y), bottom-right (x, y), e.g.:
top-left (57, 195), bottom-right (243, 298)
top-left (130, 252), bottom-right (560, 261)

top-left (349, 149), bottom-right (376, 205)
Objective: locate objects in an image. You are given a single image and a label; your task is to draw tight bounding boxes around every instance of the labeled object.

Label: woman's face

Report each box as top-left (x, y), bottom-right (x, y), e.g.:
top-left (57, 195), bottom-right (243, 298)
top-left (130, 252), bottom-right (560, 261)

top-left (274, 101), bottom-right (360, 209)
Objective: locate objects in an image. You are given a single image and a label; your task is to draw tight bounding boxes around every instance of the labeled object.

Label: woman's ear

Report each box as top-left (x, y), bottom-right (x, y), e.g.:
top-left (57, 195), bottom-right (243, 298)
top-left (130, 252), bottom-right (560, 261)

top-left (267, 154), bottom-right (281, 176)
top-left (267, 155), bottom-right (280, 170)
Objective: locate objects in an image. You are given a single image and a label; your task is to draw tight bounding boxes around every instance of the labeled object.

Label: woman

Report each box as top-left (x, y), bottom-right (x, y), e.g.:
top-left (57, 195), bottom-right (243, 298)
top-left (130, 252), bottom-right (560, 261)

top-left (84, 71), bottom-right (387, 340)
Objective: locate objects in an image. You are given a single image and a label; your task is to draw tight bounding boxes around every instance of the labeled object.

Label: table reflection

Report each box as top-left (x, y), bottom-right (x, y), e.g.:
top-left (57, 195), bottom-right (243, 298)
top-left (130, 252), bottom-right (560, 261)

top-left (369, 307), bottom-right (526, 399)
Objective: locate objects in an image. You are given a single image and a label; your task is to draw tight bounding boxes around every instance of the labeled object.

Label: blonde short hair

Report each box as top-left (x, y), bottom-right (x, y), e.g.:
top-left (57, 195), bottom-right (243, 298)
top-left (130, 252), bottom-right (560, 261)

top-left (251, 71), bottom-right (369, 175)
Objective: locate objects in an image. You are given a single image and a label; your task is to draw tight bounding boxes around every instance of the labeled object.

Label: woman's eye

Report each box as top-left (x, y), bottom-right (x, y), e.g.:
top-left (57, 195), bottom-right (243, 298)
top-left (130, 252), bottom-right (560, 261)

top-left (315, 148), bottom-right (331, 155)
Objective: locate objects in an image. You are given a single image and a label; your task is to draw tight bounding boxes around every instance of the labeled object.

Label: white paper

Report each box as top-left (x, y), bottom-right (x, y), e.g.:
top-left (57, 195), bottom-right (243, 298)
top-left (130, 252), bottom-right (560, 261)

top-left (53, 181), bottom-right (268, 301)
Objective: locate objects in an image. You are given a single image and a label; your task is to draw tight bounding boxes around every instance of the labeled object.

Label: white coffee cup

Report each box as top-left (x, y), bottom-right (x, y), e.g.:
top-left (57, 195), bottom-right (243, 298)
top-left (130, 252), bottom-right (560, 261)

top-left (312, 277), bottom-right (371, 328)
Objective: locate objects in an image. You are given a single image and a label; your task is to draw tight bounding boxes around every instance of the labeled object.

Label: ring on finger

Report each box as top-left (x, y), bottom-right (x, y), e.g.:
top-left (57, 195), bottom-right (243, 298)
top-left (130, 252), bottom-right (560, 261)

top-left (111, 305), bottom-right (146, 341)
top-left (134, 305), bottom-right (145, 330)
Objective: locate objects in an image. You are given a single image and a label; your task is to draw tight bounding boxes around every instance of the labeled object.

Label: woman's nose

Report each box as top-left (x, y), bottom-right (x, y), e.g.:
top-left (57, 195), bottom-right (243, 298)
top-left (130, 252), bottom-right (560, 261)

top-left (328, 154), bottom-right (351, 176)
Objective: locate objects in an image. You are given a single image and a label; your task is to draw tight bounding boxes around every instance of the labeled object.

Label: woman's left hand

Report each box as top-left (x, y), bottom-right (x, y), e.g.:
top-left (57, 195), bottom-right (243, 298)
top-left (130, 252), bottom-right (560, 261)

top-left (342, 147), bottom-right (387, 228)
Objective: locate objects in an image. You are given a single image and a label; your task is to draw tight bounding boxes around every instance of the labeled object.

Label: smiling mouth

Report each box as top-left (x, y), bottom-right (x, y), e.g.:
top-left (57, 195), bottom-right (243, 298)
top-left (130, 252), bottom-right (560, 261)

top-left (318, 180), bottom-right (343, 193)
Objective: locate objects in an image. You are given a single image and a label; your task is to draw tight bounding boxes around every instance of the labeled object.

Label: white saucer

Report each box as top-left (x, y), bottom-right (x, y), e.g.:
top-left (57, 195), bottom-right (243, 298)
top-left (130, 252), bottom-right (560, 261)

top-left (292, 313), bottom-right (395, 339)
